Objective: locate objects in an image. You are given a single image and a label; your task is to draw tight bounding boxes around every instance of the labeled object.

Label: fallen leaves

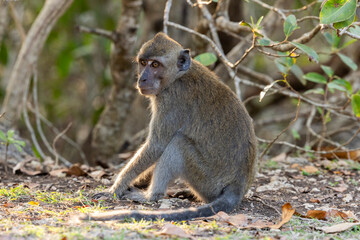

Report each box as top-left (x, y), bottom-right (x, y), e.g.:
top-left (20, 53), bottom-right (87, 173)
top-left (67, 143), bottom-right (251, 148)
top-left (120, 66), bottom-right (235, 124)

top-left (211, 211), bottom-right (247, 227)
top-left (320, 222), bottom-right (360, 233)
top-left (156, 223), bottom-right (192, 239)
top-left (269, 203), bottom-right (295, 229)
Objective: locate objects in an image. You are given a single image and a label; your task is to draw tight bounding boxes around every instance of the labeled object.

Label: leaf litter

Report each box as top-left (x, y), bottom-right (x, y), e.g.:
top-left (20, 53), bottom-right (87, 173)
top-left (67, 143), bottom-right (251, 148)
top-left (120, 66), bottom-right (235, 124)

top-left (0, 153), bottom-right (359, 239)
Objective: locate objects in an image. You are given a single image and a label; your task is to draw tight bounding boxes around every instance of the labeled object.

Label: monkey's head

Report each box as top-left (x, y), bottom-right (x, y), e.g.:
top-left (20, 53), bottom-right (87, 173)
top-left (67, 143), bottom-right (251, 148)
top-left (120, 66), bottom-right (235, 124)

top-left (136, 33), bottom-right (191, 96)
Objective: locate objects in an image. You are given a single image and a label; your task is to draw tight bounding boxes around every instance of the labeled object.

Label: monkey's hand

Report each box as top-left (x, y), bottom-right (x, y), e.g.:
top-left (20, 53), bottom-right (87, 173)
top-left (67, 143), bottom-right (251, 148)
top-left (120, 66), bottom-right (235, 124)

top-left (92, 191), bottom-right (114, 201)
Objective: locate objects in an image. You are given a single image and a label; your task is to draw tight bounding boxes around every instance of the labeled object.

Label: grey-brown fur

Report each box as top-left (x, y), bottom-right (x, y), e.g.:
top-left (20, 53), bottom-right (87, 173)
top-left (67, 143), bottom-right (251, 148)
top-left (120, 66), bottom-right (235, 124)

top-left (82, 33), bottom-right (257, 221)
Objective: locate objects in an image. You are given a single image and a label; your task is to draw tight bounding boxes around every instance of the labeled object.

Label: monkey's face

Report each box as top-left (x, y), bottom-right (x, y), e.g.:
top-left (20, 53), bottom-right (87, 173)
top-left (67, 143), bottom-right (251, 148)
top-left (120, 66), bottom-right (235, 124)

top-left (136, 33), bottom-right (192, 96)
top-left (136, 58), bottom-right (166, 96)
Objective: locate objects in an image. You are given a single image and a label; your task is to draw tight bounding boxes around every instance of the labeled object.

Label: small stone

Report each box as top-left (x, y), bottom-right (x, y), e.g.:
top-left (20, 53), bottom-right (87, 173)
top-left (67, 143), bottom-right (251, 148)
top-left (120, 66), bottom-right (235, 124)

top-left (100, 179), bottom-right (111, 185)
top-left (310, 188), bottom-right (321, 193)
top-left (333, 176), bottom-right (343, 182)
top-left (343, 194), bottom-right (353, 203)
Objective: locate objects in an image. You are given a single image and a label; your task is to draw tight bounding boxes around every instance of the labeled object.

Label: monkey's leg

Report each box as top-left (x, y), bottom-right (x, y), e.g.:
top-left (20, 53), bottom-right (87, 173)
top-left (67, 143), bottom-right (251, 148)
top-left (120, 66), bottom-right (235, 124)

top-left (109, 142), bottom-right (161, 197)
top-left (146, 134), bottom-right (186, 201)
top-left (133, 164), bottom-right (154, 189)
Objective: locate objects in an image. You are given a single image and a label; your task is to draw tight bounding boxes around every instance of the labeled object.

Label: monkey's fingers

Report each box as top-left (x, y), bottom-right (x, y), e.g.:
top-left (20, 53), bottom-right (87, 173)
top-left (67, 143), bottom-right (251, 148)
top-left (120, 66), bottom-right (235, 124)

top-left (92, 191), bottom-right (113, 200)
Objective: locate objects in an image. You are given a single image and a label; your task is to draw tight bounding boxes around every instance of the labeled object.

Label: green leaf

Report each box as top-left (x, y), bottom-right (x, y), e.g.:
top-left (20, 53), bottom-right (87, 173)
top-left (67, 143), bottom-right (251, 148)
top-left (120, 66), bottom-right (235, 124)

top-left (256, 16), bottom-right (264, 28)
top-left (337, 53), bottom-right (358, 71)
top-left (304, 88), bottom-right (325, 95)
top-left (290, 64), bottom-right (306, 85)
top-left (304, 72), bottom-right (327, 84)
top-left (321, 65), bottom-right (334, 77)
top-left (325, 111), bottom-right (331, 123)
top-left (328, 81), bottom-right (347, 92)
top-left (194, 52), bottom-right (217, 66)
top-left (7, 130), bottom-right (14, 139)
top-left (0, 42), bottom-right (8, 65)
top-left (340, 39), bottom-right (357, 49)
top-left (258, 38), bottom-right (271, 46)
top-left (14, 144), bottom-right (23, 153)
top-left (0, 130), bottom-right (6, 142)
top-left (333, 78), bottom-right (352, 93)
top-left (351, 94), bottom-right (360, 117)
top-left (349, 25), bottom-right (360, 36)
top-left (14, 140), bottom-right (26, 147)
top-left (284, 15), bottom-right (299, 38)
top-left (290, 42), bottom-right (319, 63)
top-left (291, 129), bottom-right (300, 140)
top-left (275, 59), bottom-right (289, 74)
top-left (320, 0), bottom-right (357, 25)
top-left (333, 11), bottom-right (356, 29)
top-left (240, 21), bottom-right (252, 29)
top-left (323, 31), bottom-right (341, 49)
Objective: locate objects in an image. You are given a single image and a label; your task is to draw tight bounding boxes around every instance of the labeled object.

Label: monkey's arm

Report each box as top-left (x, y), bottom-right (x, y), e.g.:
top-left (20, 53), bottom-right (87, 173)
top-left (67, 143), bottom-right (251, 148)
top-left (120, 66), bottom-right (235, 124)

top-left (109, 142), bottom-right (161, 197)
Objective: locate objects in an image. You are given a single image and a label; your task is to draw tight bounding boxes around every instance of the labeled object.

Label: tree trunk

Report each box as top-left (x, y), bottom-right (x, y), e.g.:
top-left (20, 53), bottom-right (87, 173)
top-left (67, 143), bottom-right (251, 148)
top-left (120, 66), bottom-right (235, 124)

top-left (1, 0), bottom-right (74, 126)
top-left (90, 0), bottom-right (142, 163)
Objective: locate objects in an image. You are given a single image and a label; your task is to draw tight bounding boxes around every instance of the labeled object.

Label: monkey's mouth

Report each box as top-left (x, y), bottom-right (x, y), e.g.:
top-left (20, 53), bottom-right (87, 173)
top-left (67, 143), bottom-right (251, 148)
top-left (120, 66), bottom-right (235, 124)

top-left (139, 87), bottom-right (157, 95)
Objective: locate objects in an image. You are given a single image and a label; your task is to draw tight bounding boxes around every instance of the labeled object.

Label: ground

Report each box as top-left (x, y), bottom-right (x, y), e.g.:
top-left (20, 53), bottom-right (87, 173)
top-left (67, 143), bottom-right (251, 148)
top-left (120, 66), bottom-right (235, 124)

top-left (0, 154), bottom-right (359, 239)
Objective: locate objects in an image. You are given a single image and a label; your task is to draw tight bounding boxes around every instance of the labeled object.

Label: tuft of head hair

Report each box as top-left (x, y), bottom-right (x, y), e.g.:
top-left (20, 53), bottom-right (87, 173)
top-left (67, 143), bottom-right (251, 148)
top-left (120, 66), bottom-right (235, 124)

top-left (138, 33), bottom-right (183, 60)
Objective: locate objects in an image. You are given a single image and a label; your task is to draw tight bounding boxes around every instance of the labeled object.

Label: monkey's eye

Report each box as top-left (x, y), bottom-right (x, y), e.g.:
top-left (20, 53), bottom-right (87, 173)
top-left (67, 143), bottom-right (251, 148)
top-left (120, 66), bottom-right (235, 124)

top-left (151, 61), bottom-right (160, 68)
top-left (140, 60), bottom-right (147, 66)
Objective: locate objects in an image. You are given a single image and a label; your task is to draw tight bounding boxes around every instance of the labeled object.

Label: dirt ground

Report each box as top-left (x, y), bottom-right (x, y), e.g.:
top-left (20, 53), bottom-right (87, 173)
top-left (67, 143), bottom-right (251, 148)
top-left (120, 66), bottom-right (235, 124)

top-left (0, 154), bottom-right (359, 239)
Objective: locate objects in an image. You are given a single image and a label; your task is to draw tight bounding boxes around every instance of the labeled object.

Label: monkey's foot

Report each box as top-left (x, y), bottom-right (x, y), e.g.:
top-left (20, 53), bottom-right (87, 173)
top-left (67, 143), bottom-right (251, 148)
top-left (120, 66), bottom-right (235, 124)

top-left (171, 190), bottom-right (196, 200)
top-left (92, 192), bottom-right (114, 200)
top-left (122, 189), bottom-right (148, 203)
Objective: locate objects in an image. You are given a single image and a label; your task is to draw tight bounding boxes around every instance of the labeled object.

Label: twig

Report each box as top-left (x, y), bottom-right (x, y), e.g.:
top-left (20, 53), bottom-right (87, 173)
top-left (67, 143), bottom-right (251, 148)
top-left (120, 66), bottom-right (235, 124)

top-left (197, 0), bottom-right (224, 55)
top-left (166, 21), bottom-right (234, 67)
top-left (306, 107), bottom-right (344, 149)
top-left (22, 73), bottom-right (46, 160)
top-left (52, 122), bottom-right (72, 167)
top-left (163, 0), bottom-right (173, 35)
top-left (268, 25), bottom-right (321, 52)
top-left (250, 196), bottom-right (282, 216)
top-left (259, 81), bottom-right (301, 161)
top-left (77, 25), bottom-right (116, 42)
top-left (297, 16), bottom-right (319, 23)
top-left (32, 68), bottom-right (72, 167)
top-left (256, 48), bottom-right (299, 58)
top-left (250, 0), bottom-right (286, 20)
top-left (8, 2), bottom-right (26, 43)
top-left (251, 0), bottom-right (317, 14)
top-left (233, 32), bottom-right (256, 68)
top-left (26, 103), bottom-right (88, 164)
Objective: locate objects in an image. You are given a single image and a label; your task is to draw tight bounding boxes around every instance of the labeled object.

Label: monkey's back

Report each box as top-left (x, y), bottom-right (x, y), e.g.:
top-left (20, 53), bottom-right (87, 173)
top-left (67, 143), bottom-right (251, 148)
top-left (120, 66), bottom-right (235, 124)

top-left (174, 60), bottom-right (257, 201)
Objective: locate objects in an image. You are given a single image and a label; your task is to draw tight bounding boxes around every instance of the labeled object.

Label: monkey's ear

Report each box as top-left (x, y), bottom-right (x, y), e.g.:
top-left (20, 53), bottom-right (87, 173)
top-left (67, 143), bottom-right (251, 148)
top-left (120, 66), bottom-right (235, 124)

top-left (178, 49), bottom-right (191, 71)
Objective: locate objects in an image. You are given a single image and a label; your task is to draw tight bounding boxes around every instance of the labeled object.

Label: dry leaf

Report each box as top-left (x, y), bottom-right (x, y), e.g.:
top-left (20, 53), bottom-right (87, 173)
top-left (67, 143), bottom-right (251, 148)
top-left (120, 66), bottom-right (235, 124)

top-left (28, 201), bottom-right (39, 206)
top-left (13, 158), bottom-right (43, 176)
top-left (301, 165), bottom-right (319, 174)
top-left (212, 211), bottom-right (247, 227)
top-left (3, 202), bottom-right (15, 208)
top-left (271, 153), bottom-right (287, 162)
top-left (330, 183), bottom-right (348, 193)
top-left (320, 222), bottom-right (360, 233)
top-left (227, 214), bottom-right (248, 227)
top-left (157, 223), bottom-right (192, 239)
top-left (88, 170), bottom-right (106, 181)
top-left (49, 168), bottom-right (67, 177)
top-left (243, 220), bottom-right (271, 229)
top-left (296, 209), bottom-right (351, 221)
top-left (309, 198), bottom-right (320, 203)
top-left (65, 164), bottom-right (86, 177)
top-left (319, 146), bottom-right (360, 161)
top-left (270, 203), bottom-right (295, 229)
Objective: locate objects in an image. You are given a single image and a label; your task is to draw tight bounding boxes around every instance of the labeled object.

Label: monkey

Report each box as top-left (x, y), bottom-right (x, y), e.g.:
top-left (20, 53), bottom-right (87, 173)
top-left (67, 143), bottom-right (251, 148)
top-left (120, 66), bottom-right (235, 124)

top-left (80, 32), bottom-right (257, 221)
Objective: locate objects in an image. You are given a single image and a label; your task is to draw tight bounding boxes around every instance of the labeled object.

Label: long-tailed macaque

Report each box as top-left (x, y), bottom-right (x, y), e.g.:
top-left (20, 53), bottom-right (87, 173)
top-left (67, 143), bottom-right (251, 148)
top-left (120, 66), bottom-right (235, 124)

top-left (81, 33), bottom-right (257, 221)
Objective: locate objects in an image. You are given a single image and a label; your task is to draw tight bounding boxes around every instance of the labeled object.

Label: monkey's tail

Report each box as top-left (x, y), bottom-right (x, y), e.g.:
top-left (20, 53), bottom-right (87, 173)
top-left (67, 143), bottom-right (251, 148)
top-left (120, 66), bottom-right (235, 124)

top-left (78, 185), bottom-right (242, 221)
